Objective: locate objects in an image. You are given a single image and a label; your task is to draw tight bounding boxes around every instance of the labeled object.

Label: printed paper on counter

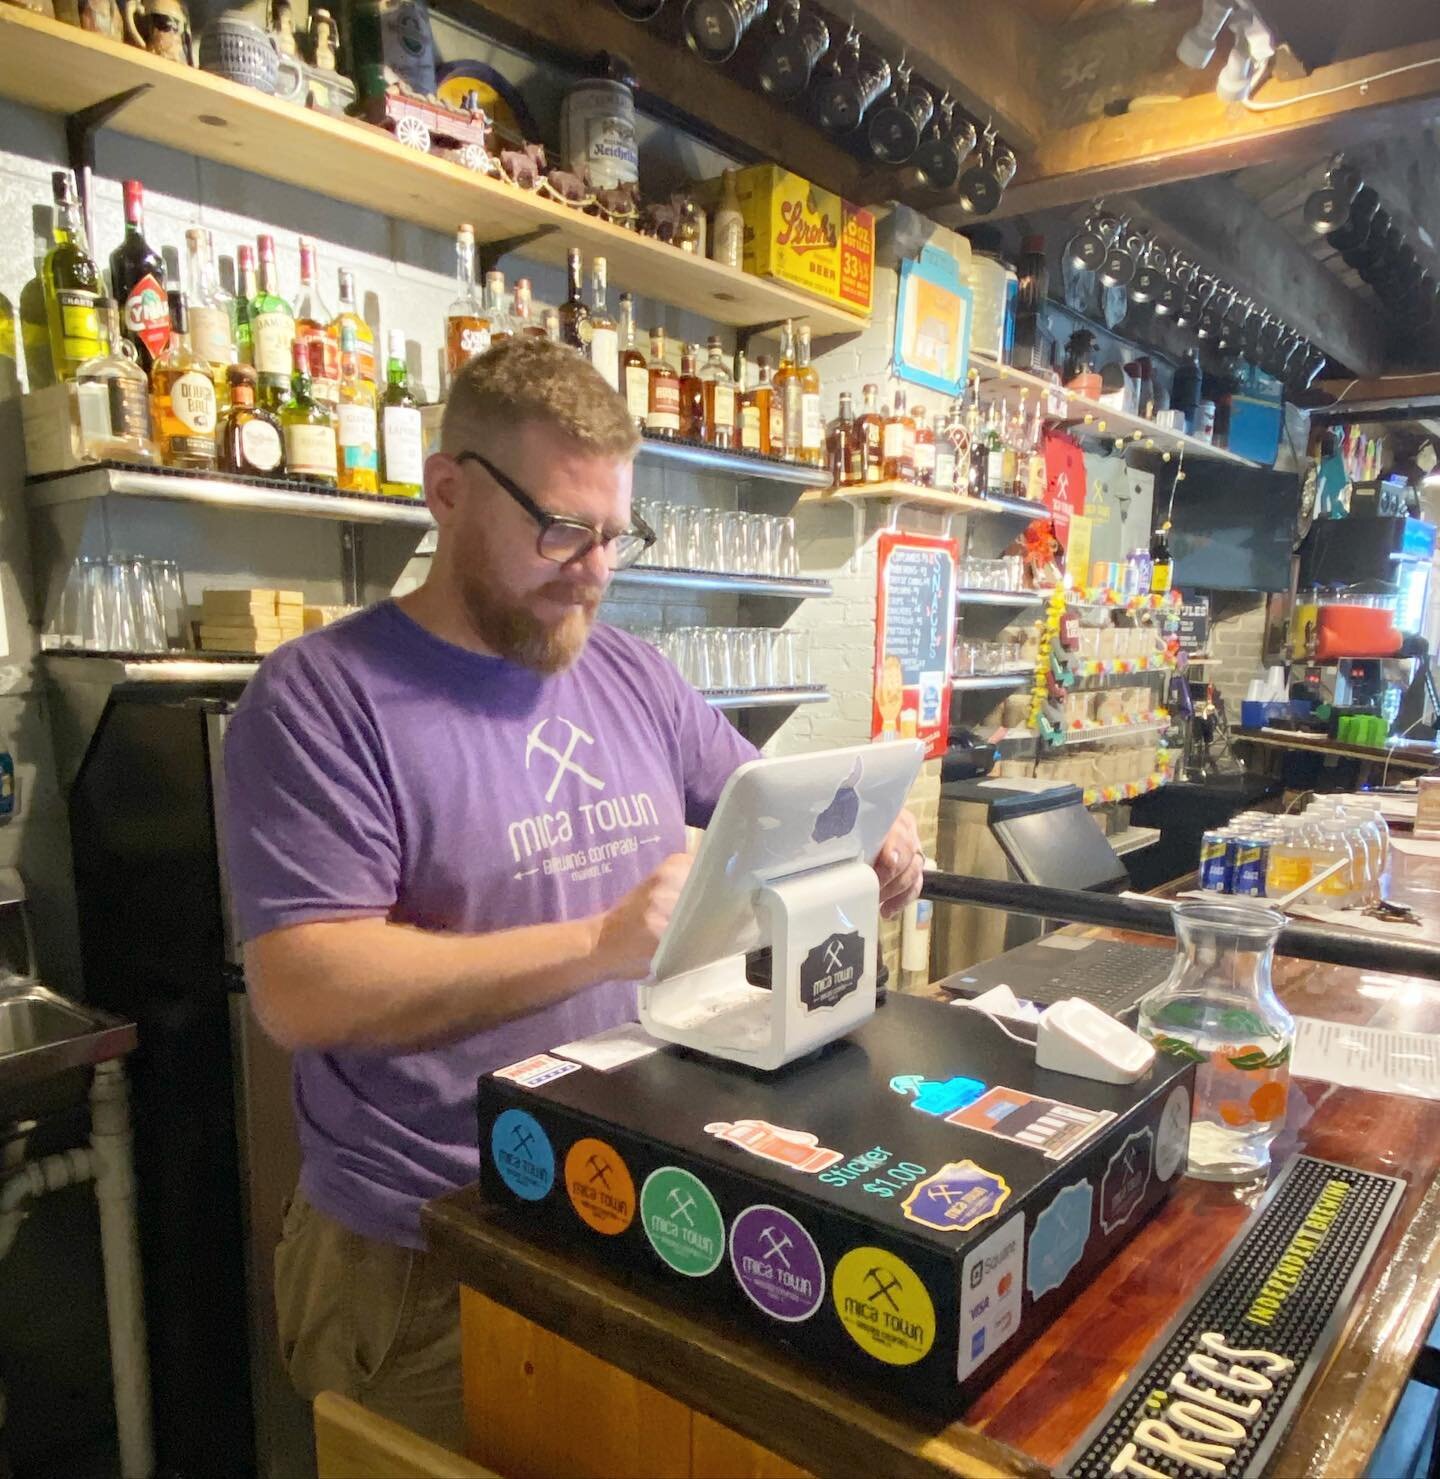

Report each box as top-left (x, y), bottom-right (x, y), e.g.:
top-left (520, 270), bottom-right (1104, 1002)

top-left (1292, 1017), bottom-right (1440, 1101)
top-left (552, 1023), bottom-right (662, 1072)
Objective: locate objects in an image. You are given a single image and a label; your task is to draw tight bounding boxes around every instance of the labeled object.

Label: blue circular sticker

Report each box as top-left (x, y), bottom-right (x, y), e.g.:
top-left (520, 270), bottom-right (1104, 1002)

top-left (490, 1109), bottom-right (554, 1201)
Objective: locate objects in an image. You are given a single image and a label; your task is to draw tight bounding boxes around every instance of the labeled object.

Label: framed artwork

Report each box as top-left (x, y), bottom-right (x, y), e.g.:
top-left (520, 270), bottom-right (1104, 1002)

top-left (893, 242), bottom-right (972, 399)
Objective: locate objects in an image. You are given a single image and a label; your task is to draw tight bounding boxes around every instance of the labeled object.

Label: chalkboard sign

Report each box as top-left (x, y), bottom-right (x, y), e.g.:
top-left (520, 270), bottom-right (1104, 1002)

top-left (873, 532), bottom-right (958, 761)
top-left (1167, 592), bottom-right (1210, 654)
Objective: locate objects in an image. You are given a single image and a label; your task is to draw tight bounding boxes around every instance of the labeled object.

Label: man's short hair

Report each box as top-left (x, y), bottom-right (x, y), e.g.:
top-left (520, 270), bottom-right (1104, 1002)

top-left (441, 337), bottom-right (640, 459)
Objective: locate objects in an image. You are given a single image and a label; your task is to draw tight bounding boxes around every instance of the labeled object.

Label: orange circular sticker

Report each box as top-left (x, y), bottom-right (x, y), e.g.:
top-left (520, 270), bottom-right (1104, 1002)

top-left (564, 1137), bottom-right (636, 1236)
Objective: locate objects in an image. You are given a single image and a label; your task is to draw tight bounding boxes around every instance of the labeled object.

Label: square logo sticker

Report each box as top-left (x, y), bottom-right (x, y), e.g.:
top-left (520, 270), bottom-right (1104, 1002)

top-left (957, 1212), bottom-right (1025, 1382)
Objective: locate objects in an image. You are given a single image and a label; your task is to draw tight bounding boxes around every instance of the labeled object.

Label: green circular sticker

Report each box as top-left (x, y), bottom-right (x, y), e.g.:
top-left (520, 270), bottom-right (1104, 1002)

top-left (640, 1166), bottom-right (725, 1277)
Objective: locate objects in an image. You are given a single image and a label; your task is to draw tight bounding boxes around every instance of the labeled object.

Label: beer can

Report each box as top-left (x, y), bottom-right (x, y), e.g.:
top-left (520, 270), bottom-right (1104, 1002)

top-left (1230, 832), bottom-right (1271, 898)
top-left (1200, 829), bottom-right (1231, 892)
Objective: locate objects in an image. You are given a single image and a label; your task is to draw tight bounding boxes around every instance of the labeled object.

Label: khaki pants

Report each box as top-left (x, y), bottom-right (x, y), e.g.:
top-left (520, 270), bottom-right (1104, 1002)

top-left (274, 1186), bottom-right (464, 1451)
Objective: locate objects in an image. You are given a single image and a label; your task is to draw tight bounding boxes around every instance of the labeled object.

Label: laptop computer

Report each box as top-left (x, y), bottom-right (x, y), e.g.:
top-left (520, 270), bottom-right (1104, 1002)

top-left (936, 934), bottom-right (1175, 1017)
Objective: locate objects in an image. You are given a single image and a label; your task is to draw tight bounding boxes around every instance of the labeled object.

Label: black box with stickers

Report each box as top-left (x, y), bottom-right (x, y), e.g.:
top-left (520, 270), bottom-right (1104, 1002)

top-left (475, 994), bottom-right (1196, 1412)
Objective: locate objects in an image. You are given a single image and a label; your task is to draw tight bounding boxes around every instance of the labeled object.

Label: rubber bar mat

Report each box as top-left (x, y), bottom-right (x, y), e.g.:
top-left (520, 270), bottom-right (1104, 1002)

top-left (1064, 1154), bottom-right (1403, 1479)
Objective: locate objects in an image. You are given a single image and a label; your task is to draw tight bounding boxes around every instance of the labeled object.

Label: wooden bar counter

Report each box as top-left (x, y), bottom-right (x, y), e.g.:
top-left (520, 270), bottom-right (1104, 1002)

top-left (424, 848), bottom-right (1440, 1479)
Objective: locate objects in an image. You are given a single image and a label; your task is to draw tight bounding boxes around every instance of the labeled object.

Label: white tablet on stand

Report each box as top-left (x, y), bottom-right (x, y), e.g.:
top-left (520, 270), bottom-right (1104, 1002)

top-left (639, 739), bottom-right (925, 1071)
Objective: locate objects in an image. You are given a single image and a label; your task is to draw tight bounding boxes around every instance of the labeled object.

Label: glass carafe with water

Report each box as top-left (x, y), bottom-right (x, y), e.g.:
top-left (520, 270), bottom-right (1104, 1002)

top-left (1137, 901), bottom-right (1294, 1181)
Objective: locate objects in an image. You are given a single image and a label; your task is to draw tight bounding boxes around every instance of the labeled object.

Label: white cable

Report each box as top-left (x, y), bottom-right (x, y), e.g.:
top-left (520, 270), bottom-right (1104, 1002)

top-left (966, 1003), bottom-right (1039, 1047)
top-left (1241, 56), bottom-right (1440, 113)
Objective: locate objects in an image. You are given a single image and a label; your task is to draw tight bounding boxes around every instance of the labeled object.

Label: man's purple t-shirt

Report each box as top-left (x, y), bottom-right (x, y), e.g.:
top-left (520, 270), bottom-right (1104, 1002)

top-left (222, 601), bottom-right (756, 1247)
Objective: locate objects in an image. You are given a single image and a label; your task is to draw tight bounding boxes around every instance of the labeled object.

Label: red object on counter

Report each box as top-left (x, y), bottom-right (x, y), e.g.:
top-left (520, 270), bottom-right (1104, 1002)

top-left (1314, 603), bottom-right (1402, 659)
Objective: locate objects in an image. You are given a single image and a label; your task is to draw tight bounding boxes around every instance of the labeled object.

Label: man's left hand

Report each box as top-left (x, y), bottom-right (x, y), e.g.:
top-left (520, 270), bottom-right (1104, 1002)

top-left (873, 809), bottom-right (925, 920)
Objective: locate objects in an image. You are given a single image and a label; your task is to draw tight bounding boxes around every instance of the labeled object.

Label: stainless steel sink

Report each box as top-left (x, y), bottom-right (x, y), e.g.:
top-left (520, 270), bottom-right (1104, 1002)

top-left (0, 980), bottom-right (137, 1124)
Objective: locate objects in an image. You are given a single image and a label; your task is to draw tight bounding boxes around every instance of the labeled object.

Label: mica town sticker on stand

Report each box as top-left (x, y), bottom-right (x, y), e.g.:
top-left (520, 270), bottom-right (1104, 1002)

top-left (640, 1166), bottom-right (726, 1277)
top-left (901, 1160), bottom-right (1010, 1234)
top-left (703, 1118), bottom-right (845, 1173)
top-left (832, 1245), bottom-right (936, 1366)
top-left (1100, 1127), bottom-right (1154, 1235)
top-left (564, 1136), bottom-right (636, 1236)
top-left (1027, 1179), bottom-right (1094, 1301)
top-left (489, 1109), bottom-right (555, 1202)
top-left (729, 1204), bottom-right (826, 1323)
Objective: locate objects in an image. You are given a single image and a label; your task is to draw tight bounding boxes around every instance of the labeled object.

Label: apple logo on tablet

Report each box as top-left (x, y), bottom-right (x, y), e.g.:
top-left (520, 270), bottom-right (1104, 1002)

top-left (813, 759), bottom-right (863, 842)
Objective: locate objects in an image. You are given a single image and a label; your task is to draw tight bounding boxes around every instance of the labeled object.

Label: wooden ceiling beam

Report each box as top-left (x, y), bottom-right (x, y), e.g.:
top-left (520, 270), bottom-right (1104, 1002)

top-left (1116, 177), bottom-right (1386, 376)
top-left (942, 38), bottom-right (1440, 220)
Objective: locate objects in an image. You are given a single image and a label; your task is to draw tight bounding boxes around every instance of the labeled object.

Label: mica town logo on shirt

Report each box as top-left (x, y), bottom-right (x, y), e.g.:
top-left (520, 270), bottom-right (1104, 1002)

top-left (508, 715), bottom-right (661, 882)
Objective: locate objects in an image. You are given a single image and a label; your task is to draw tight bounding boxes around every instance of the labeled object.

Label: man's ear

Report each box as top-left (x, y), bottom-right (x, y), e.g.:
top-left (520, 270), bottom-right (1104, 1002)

top-left (424, 453), bottom-right (460, 525)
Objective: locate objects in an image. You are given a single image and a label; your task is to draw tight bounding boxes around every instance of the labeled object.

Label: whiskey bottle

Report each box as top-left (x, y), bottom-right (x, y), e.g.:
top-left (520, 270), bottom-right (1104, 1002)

top-left (184, 228), bottom-right (236, 399)
top-left (912, 405), bottom-right (935, 487)
top-left (1025, 393), bottom-right (1048, 502)
top-left (646, 329), bottom-right (680, 437)
top-left (512, 278), bottom-right (546, 339)
top-left (234, 245), bottom-right (257, 368)
top-left (795, 323), bottom-right (824, 467)
top-left (279, 338), bottom-right (337, 486)
top-left (379, 330), bottom-right (423, 498)
top-left (109, 179), bottom-right (170, 373)
top-left (882, 387), bottom-right (915, 482)
top-left (736, 358), bottom-right (768, 454)
top-left (853, 382), bottom-right (884, 483)
top-left (484, 271), bottom-right (513, 344)
top-left (1000, 398), bottom-right (1019, 496)
top-left (445, 224), bottom-right (489, 382)
top-left (763, 357), bottom-right (784, 453)
top-left (773, 319), bottom-right (801, 461)
top-left (697, 337), bottom-right (735, 448)
top-left (933, 408), bottom-right (957, 493)
top-left (827, 391), bottom-right (856, 487)
top-left (219, 364), bottom-right (283, 477)
top-left (618, 293), bottom-right (647, 428)
top-left (252, 234), bottom-right (296, 411)
top-left (295, 237), bottom-right (339, 410)
top-left (984, 403), bottom-right (1006, 499)
top-left (150, 290), bottom-right (218, 470)
top-left (558, 247), bottom-right (591, 352)
top-left (42, 170), bottom-right (104, 382)
top-left (75, 298), bottom-right (159, 464)
top-left (336, 322), bottom-right (379, 495)
top-left (587, 258), bottom-right (619, 393)
top-left (331, 268), bottom-right (375, 384)
top-left (678, 342), bottom-right (704, 440)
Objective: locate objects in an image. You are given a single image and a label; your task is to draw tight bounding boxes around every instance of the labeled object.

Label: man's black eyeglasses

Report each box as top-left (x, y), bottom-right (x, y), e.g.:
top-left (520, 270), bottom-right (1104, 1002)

top-left (455, 450), bottom-right (656, 570)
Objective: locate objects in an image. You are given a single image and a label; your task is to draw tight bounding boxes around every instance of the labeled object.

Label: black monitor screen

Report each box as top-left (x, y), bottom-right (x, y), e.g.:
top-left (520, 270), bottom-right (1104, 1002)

top-left (1166, 464), bottom-right (1300, 592)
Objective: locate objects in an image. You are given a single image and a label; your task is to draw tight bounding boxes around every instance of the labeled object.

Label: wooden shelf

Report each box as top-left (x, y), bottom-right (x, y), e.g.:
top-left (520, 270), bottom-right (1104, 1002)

top-left (971, 354), bottom-right (1261, 468)
top-left (0, 8), bottom-right (869, 336)
top-left (802, 482), bottom-right (1046, 517)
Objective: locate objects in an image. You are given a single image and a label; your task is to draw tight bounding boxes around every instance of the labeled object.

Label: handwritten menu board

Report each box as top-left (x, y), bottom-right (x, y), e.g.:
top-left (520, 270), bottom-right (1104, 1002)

top-left (873, 532), bottom-right (959, 760)
top-left (1167, 593), bottom-right (1211, 654)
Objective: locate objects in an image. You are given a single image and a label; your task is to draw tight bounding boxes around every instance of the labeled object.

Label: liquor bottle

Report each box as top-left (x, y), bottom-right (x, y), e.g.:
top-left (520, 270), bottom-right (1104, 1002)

top-left (279, 338), bottom-right (337, 486)
top-left (109, 179), bottom-right (170, 372)
top-left (618, 293), bottom-right (647, 429)
top-left (184, 229), bottom-right (236, 400)
top-left (737, 358), bottom-right (768, 454)
top-left (543, 309), bottom-right (562, 344)
top-left (234, 245), bottom-right (257, 368)
top-left (912, 404), bottom-right (935, 487)
top-left (827, 391), bottom-right (856, 487)
top-left (219, 364), bottom-right (283, 477)
top-left (933, 408), bottom-right (957, 493)
top-left (764, 357), bottom-right (784, 453)
top-left (150, 289), bottom-right (218, 470)
top-left (853, 382), bottom-right (884, 484)
top-left (558, 247), bottom-right (591, 352)
top-left (587, 258), bottom-right (619, 393)
top-left (795, 323), bottom-right (824, 467)
top-left (512, 279), bottom-right (545, 339)
top-left (42, 170), bottom-right (104, 382)
top-left (710, 168), bottom-right (744, 271)
top-left (773, 319), bottom-right (801, 461)
top-left (331, 268), bottom-right (375, 384)
top-left (295, 237), bottom-right (338, 410)
top-left (445, 224), bottom-right (488, 382)
top-left (484, 271), bottom-right (512, 344)
top-left (1001, 399), bottom-right (1019, 496)
top-left (678, 342), bottom-right (704, 440)
top-left (697, 336), bottom-right (735, 448)
top-left (380, 330), bottom-right (423, 498)
top-left (646, 329), bottom-right (680, 437)
top-left (984, 403), bottom-right (1006, 498)
top-left (336, 322), bottom-right (379, 494)
top-left (75, 298), bottom-right (159, 463)
top-left (1025, 393), bottom-right (1048, 502)
top-left (882, 387), bottom-right (915, 482)
top-left (1149, 521), bottom-right (1173, 594)
top-left (252, 235), bottom-right (296, 411)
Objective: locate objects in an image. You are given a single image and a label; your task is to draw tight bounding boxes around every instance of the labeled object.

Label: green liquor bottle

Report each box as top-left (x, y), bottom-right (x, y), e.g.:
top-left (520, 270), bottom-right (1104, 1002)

top-left (379, 330), bottom-right (423, 498)
top-left (279, 338), bottom-right (337, 486)
top-left (42, 170), bottom-right (104, 381)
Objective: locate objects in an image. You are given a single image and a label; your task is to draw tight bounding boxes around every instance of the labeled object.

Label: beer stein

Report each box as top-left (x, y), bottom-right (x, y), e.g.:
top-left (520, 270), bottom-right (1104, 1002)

top-left (866, 60), bottom-right (933, 164)
top-left (813, 29), bottom-right (890, 134)
top-left (754, 0), bottom-right (828, 99)
top-left (1098, 222), bottom-right (1139, 290)
top-left (1152, 251), bottom-right (1186, 318)
top-left (1128, 235), bottom-right (1167, 304)
top-left (1325, 183), bottom-right (1379, 253)
top-left (956, 129), bottom-right (1015, 216)
top-left (1066, 203), bottom-right (1111, 274)
top-left (611, 0), bottom-right (667, 19)
top-left (1303, 159), bottom-right (1362, 235)
top-left (912, 96), bottom-right (975, 190)
top-left (681, 0), bottom-right (768, 63)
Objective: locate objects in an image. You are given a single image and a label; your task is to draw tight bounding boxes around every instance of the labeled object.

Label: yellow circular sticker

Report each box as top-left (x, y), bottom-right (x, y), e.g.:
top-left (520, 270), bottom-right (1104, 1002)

top-left (564, 1137), bottom-right (636, 1236)
top-left (831, 1245), bottom-right (936, 1366)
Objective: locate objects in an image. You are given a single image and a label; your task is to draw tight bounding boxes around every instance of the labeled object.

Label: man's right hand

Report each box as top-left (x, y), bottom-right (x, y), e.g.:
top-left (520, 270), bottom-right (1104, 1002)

top-left (595, 852), bottom-right (693, 980)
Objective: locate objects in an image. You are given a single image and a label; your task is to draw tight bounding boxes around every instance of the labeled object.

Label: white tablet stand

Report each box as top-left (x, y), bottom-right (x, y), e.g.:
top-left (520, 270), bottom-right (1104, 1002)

top-left (639, 857), bottom-right (881, 1071)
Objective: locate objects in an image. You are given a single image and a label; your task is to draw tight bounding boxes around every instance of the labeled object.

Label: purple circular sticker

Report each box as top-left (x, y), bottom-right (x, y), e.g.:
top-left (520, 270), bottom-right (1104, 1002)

top-left (728, 1204), bottom-right (826, 1324)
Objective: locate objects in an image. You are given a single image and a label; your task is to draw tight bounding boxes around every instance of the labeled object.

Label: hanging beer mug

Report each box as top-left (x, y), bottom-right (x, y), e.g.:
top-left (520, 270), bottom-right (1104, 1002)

top-left (1128, 235), bottom-right (1166, 304)
top-left (755, 0), bottom-right (828, 99)
top-left (1173, 260), bottom-right (1202, 328)
top-left (1303, 158), bottom-right (1362, 236)
top-left (1326, 183), bottom-right (1379, 253)
top-left (956, 127), bottom-right (1012, 216)
top-left (1066, 202), bottom-right (1111, 274)
top-left (611, 0), bottom-right (667, 19)
top-left (813, 28), bottom-right (889, 134)
top-left (1099, 221), bottom-right (1139, 289)
top-left (1195, 278), bottom-right (1224, 340)
top-left (681, 0), bottom-right (767, 62)
top-left (1152, 251), bottom-right (1185, 317)
top-left (866, 60), bottom-right (933, 164)
top-left (913, 94), bottom-right (965, 188)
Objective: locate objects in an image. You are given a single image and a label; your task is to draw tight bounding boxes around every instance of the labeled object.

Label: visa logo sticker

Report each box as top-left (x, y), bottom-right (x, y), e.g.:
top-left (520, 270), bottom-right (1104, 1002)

top-left (957, 1212), bottom-right (1025, 1382)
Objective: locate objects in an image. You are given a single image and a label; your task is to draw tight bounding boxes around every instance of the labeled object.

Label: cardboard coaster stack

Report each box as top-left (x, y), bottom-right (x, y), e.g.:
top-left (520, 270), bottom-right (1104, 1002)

top-left (198, 589), bottom-right (305, 654)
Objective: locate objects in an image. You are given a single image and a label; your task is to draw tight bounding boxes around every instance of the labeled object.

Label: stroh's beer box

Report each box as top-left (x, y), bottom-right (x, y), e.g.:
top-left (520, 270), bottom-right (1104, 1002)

top-left (476, 995), bottom-right (1194, 1411)
top-left (733, 164), bottom-right (875, 317)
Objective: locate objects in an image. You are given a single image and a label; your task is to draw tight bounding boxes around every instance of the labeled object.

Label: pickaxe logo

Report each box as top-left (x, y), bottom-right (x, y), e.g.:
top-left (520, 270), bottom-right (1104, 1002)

top-left (824, 939), bottom-right (846, 973)
top-left (759, 1226), bottom-right (792, 1266)
top-left (864, 1267), bottom-right (902, 1311)
top-left (509, 1124), bottom-right (535, 1157)
top-left (587, 1154), bottom-right (612, 1190)
top-left (525, 716), bottom-right (605, 803)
